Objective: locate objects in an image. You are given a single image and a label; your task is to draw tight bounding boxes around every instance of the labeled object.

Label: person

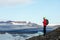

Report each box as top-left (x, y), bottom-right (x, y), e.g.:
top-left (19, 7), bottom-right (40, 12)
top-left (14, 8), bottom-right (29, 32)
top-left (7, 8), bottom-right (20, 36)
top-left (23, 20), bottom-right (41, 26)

top-left (43, 17), bottom-right (49, 36)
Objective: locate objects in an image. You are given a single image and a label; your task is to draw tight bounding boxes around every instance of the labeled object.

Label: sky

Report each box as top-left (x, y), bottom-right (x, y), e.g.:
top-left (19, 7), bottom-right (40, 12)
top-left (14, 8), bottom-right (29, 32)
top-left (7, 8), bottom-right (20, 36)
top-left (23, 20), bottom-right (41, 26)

top-left (0, 0), bottom-right (60, 25)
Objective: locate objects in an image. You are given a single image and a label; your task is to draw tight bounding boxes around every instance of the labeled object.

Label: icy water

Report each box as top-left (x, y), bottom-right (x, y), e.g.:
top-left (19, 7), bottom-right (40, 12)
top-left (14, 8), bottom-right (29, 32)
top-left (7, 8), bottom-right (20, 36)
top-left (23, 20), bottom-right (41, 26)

top-left (0, 26), bottom-right (57, 40)
top-left (0, 32), bottom-right (43, 40)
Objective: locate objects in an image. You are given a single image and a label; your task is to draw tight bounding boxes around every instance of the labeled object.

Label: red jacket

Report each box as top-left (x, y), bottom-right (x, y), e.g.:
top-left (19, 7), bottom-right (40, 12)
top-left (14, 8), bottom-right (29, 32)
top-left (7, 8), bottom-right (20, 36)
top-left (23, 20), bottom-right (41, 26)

top-left (43, 19), bottom-right (47, 26)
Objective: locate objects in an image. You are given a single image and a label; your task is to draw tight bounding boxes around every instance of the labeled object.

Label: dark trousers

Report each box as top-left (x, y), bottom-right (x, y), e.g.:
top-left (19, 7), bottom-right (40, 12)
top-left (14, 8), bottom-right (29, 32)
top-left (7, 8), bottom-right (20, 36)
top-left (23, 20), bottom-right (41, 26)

top-left (43, 26), bottom-right (46, 36)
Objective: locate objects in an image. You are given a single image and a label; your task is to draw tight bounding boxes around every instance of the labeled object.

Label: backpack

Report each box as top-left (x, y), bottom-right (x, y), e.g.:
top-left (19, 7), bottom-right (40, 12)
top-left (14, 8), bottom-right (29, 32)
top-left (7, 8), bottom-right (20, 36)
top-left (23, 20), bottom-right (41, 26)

top-left (46, 19), bottom-right (49, 25)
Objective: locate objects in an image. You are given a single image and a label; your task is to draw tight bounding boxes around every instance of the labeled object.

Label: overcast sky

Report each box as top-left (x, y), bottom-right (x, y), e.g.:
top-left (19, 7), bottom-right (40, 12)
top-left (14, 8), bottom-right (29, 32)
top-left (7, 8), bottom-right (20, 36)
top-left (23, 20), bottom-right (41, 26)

top-left (0, 0), bottom-right (60, 25)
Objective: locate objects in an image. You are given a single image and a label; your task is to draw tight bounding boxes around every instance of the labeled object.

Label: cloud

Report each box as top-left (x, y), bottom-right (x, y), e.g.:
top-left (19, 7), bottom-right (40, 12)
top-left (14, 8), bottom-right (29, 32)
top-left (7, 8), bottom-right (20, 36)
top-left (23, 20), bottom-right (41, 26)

top-left (0, 0), bottom-right (33, 6)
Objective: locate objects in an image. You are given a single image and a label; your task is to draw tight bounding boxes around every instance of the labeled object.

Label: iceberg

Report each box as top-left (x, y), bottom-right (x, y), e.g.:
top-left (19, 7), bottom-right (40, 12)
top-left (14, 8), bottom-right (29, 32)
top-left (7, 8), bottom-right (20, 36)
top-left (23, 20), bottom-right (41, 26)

top-left (24, 32), bottom-right (43, 39)
top-left (0, 32), bottom-right (43, 40)
top-left (0, 33), bottom-right (26, 40)
top-left (14, 36), bottom-right (25, 40)
top-left (0, 33), bottom-right (14, 40)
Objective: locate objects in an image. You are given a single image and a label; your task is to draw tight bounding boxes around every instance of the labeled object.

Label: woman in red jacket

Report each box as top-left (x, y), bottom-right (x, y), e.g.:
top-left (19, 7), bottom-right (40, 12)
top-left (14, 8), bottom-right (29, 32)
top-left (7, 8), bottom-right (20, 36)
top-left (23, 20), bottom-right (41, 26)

top-left (43, 17), bottom-right (48, 36)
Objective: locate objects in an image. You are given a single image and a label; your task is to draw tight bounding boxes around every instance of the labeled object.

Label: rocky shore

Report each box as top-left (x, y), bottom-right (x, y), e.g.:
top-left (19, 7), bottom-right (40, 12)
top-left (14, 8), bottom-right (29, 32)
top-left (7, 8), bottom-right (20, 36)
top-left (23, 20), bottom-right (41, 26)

top-left (27, 27), bottom-right (60, 40)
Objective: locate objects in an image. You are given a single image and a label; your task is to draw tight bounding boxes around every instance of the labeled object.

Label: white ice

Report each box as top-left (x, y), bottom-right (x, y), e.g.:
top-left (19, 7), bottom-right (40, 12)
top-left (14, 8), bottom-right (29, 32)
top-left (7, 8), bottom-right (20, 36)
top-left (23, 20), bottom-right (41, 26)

top-left (0, 32), bottom-right (43, 40)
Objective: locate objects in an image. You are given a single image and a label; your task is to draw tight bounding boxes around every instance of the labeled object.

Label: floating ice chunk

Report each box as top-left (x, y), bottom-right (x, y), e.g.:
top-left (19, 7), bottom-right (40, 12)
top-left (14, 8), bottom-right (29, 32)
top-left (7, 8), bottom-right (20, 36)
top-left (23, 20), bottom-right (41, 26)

top-left (15, 36), bottom-right (25, 40)
top-left (26, 32), bottom-right (43, 39)
top-left (37, 32), bottom-right (43, 35)
top-left (0, 32), bottom-right (43, 40)
top-left (0, 33), bottom-right (14, 40)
